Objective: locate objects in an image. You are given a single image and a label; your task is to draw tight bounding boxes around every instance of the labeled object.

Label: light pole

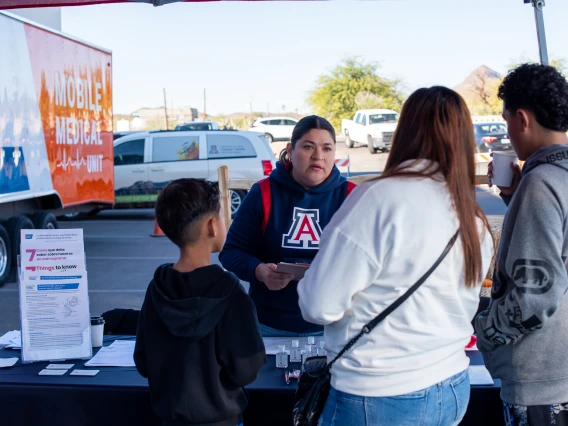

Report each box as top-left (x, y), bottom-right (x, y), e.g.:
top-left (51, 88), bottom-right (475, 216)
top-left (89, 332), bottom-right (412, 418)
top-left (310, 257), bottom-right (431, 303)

top-left (524, 0), bottom-right (549, 65)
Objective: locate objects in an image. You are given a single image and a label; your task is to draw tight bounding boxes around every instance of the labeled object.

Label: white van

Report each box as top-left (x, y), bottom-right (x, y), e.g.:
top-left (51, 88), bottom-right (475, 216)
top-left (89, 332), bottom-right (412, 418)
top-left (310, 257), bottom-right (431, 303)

top-left (113, 130), bottom-right (277, 216)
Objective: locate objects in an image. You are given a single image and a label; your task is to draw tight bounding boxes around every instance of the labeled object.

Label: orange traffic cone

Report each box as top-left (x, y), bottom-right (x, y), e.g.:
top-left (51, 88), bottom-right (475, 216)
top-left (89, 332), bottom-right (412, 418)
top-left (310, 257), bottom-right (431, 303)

top-left (150, 219), bottom-right (166, 237)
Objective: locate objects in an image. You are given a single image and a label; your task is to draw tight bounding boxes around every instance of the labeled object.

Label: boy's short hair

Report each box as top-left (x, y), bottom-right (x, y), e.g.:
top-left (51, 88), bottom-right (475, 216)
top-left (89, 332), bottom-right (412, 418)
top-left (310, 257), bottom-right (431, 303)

top-left (498, 63), bottom-right (568, 132)
top-left (155, 179), bottom-right (221, 247)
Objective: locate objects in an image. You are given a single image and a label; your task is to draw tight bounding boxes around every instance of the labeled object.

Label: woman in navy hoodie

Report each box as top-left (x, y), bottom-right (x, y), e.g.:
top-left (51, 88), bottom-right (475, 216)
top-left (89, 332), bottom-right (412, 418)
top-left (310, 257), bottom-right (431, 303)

top-left (219, 116), bottom-right (355, 337)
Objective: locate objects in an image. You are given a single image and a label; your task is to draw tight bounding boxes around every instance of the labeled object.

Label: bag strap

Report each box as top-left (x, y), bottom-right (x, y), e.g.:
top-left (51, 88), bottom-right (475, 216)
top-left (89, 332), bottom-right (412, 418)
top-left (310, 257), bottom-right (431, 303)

top-left (259, 178), bottom-right (271, 235)
top-left (346, 181), bottom-right (357, 196)
top-left (326, 229), bottom-right (461, 371)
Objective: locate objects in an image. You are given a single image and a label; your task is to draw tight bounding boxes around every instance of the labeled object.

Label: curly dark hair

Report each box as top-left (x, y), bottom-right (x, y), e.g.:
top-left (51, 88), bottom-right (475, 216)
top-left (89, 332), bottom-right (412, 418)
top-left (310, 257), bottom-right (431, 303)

top-left (498, 63), bottom-right (568, 132)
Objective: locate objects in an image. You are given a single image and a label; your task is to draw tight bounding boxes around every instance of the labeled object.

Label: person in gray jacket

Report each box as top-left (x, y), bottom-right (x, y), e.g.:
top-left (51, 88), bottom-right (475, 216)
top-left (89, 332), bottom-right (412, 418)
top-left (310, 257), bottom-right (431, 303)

top-left (476, 63), bottom-right (568, 426)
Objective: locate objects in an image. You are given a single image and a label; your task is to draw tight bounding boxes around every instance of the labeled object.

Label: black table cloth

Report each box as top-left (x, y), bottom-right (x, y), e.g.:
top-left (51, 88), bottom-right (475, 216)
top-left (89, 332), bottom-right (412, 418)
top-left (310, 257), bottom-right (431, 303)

top-left (0, 336), bottom-right (504, 426)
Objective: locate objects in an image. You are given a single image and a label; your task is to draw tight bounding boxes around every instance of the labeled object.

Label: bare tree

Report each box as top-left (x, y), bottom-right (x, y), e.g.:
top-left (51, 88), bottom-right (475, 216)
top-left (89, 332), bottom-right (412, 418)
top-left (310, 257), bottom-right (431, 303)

top-left (470, 70), bottom-right (493, 111)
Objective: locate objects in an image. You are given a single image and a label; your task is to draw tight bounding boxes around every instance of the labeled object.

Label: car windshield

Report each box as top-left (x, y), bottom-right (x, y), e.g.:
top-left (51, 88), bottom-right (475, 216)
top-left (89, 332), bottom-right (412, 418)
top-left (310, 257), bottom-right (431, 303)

top-left (369, 113), bottom-right (399, 124)
top-left (475, 123), bottom-right (507, 134)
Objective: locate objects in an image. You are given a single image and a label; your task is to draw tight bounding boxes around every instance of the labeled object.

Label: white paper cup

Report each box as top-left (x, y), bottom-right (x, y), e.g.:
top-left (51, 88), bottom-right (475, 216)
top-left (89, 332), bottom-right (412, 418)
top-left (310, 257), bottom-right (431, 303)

top-left (91, 317), bottom-right (105, 348)
top-left (491, 151), bottom-right (518, 187)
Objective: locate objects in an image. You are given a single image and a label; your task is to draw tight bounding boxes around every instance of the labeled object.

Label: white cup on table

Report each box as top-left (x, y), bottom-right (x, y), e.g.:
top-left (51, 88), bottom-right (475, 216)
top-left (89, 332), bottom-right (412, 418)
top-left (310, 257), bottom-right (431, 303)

top-left (91, 316), bottom-right (105, 348)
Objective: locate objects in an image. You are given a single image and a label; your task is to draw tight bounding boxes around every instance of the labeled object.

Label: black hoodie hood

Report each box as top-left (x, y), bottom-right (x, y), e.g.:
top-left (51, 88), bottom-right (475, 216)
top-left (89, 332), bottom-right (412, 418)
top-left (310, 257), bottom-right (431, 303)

top-left (270, 161), bottom-right (346, 195)
top-left (150, 264), bottom-right (239, 341)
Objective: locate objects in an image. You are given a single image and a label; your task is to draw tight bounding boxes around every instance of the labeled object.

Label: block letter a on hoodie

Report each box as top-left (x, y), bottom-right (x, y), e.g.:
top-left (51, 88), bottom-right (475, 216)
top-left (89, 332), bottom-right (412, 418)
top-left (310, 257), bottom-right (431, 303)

top-left (282, 207), bottom-right (323, 249)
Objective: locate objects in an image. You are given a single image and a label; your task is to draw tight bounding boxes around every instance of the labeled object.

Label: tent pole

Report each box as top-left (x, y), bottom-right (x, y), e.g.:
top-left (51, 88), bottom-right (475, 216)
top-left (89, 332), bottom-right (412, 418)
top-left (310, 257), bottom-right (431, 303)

top-left (525, 0), bottom-right (549, 65)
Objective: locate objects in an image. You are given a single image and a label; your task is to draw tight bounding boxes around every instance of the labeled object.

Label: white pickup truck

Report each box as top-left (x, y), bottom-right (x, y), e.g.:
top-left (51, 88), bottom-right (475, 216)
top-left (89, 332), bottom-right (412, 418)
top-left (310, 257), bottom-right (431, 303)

top-left (341, 109), bottom-right (399, 154)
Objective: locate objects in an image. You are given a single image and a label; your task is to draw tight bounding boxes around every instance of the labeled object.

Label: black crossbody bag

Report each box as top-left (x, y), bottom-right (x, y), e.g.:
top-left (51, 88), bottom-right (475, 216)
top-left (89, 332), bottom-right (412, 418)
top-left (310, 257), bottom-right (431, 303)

top-left (292, 230), bottom-right (460, 426)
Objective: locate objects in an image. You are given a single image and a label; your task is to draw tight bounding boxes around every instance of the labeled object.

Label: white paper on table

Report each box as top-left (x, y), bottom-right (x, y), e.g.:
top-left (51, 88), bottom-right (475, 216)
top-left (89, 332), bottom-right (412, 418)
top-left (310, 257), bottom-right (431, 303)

top-left (468, 365), bottom-right (494, 385)
top-left (46, 364), bottom-right (75, 370)
top-left (0, 331), bottom-right (20, 347)
top-left (38, 369), bottom-right (67, 376)
top-left (85, 341), bottom-right (135, 367)
top-left (109, 340), bottom-right (135, 349)
top-left (20, 273), bottom-right (91, 363)
top-left (6, 332), bottom-right (22, 349)
top-left (70, 369), bottom-right (99, 376)
top-left (0, 358), bottom-right (18, 368)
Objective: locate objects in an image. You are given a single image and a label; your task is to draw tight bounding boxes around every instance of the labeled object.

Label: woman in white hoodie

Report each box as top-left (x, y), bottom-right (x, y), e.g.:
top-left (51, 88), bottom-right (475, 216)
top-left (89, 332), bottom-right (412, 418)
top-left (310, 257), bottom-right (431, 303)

top-left (298, 86), bottom-right (494, 426)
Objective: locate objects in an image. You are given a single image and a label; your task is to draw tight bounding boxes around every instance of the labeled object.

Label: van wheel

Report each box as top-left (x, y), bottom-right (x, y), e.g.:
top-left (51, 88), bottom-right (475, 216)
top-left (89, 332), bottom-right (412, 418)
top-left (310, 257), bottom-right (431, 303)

top-left (31, 212), bottom-right (59, 230)
top-left (4, 215), bottom-right (34, 267)
top-left (345, 131), bottom-right (354, 148)
top-left (230, 190), bottom-right (246, 218)
top-left (0, 225), bottom-right (12, 288)
top-left (264, 133), bottom-right (274, 144)
top-left (367, 135), bottom-right (377, 154)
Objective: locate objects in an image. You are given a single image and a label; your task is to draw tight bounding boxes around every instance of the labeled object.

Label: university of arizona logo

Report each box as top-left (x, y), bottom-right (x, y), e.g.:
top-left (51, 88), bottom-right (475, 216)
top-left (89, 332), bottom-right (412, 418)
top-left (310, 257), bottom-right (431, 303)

top-left (282, 208), bottom-right (322, 249)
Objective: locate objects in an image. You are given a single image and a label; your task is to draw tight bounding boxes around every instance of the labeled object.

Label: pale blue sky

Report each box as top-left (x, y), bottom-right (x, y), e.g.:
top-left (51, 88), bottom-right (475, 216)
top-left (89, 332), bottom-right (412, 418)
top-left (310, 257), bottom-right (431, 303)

top-left (61, 0), bottom-right (568, 116)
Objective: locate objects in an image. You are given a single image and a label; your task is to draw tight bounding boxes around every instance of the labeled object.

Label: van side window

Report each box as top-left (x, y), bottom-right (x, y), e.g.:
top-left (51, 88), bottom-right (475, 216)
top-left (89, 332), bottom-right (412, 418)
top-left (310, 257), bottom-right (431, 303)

top-left (114, 139), bottom-right (145, 165)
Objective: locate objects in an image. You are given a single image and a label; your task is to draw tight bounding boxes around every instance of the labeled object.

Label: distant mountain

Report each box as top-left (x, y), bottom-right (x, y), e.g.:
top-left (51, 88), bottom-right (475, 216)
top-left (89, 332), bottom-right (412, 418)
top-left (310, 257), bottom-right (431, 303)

top-left (454, 65), bottom-right (502, 115)
top-left (454, 65), bottom-right (502, 94)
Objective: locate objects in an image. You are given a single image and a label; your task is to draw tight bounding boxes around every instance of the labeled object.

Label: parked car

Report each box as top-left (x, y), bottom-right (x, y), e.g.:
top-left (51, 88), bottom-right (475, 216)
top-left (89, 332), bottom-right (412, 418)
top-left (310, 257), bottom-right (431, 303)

top-left (341, 109), bottom-right (399, 154)
top-left (174, 121), bottom-right (220, 131)
top-left (473, 122), bottom-right (511, 152)
top-left (250, 117), bottom-right (298, 143)
top-left (113, 130), bottom-right (276, 216)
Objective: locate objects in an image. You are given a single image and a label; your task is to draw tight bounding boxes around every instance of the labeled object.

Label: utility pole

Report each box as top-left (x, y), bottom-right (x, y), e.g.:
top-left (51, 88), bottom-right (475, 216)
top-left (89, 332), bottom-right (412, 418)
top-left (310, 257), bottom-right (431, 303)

top-left (524, 0), bottom-right (549, 65)
top-left (203, 89), bottom-right (207, 121)
top-left (163, 88), bottom-right (169, 130)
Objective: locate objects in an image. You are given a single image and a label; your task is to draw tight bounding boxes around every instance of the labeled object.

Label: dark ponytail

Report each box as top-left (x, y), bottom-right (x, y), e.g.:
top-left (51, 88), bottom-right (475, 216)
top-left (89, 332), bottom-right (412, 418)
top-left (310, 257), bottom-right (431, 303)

top-left (279, 115), bottom-right (336, 165)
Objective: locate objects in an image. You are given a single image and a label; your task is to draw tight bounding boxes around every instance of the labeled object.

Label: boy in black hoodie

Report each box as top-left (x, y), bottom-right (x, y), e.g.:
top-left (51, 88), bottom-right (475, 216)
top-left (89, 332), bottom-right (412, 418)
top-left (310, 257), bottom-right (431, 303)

top-left (134, 178), bottom-right (266, 426)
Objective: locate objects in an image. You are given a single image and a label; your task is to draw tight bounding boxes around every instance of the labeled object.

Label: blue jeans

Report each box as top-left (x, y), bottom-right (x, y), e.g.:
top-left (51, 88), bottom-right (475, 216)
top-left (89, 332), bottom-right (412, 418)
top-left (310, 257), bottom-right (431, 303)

top-left (259, 323), bottom-right (323, 337)
top-left (321, 369), bottom-right (470, 426)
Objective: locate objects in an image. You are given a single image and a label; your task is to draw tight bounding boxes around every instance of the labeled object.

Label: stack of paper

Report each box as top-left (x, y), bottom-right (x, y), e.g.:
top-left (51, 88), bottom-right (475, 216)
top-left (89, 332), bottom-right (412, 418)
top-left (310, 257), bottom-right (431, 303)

top-left (19, 230), bottom-right (92, 363)
top-left (0, 331), bottom-right (21, 349)
top-left (84, 340), bottom-right (135, 367)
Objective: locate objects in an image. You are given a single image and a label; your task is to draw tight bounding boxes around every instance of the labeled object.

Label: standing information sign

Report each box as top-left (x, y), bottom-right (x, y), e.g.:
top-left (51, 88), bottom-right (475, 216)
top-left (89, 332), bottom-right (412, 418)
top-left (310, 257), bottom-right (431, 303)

top-left (18, 230), bottom-right (91, 363)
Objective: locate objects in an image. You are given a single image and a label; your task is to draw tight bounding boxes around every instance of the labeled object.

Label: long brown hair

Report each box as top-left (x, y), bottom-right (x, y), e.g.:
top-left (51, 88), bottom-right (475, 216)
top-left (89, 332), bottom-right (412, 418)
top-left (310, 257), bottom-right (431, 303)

top-left (379, 86), bottom-right (492, 288)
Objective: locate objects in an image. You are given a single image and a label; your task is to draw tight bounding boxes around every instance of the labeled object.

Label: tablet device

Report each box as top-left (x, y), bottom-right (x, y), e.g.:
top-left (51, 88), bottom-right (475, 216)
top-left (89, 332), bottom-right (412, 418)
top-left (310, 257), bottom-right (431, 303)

top-left (275, 262), bottom-right (310, 279)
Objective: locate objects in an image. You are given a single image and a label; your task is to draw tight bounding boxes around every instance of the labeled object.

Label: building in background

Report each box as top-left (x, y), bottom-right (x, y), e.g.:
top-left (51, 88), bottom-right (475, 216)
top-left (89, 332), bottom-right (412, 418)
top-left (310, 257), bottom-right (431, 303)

top-left (117, 106), bottom-right (199, 131)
